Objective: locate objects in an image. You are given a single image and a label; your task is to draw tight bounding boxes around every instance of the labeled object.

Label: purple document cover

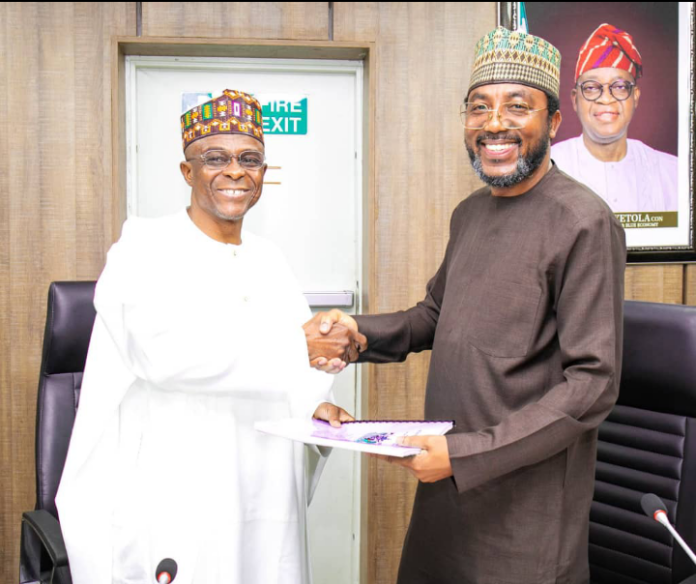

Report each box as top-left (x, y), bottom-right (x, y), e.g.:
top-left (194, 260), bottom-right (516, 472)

top-left (311, 419), bottom-right (455, 449)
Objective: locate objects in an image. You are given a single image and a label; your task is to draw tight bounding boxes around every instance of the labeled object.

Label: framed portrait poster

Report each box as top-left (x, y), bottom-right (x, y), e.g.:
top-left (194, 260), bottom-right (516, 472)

top-left (499, 2), bottom-right (695, 262)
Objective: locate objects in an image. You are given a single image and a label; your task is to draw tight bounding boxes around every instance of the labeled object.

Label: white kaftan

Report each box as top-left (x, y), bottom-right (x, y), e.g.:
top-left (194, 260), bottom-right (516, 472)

top-left (55, 209), bottom-right (332, 584)
top-left (552, 135), bottom-right (678, 212)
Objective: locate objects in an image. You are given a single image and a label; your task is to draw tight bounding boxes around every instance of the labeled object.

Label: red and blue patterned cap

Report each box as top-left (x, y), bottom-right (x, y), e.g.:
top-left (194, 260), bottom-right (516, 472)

top-left (575, 24), bottom-right (643, 82)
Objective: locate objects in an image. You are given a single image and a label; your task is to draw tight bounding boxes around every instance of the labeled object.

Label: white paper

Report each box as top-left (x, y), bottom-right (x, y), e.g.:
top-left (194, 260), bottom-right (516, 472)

top-left (254, 418), bottom-right (454, 458)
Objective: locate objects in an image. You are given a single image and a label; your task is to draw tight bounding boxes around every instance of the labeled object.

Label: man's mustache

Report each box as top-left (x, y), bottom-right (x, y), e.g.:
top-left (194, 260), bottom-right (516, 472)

top-left (475, 132), bottom-right (522, 145)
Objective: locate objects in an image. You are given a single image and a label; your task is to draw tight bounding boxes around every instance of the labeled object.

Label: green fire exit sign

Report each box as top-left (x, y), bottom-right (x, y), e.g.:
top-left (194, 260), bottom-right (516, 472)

top-left (262, 98), bottom-right (308, 135)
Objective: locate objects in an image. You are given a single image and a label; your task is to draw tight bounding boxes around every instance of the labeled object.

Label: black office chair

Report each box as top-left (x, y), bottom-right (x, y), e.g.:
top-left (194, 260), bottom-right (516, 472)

top-left (19, 281), bottom-right (96, 584)
top-left (590, 300), bottom-right (696, 584)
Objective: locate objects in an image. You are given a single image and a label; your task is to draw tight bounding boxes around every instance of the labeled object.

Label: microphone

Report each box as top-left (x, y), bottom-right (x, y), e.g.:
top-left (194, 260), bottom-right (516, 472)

top-left (640, 493), bottom-right (696, 567)
top-left (155, 558), bottom-right (178, 584)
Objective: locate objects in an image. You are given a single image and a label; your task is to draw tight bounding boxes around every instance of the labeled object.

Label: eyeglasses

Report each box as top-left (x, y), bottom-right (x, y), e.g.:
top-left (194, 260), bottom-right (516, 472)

top-left (187, 149), bottom-right (266, 170)
top-left (576, 80), bottom-right (636, 102)
top-left (460, 101), bottom-right (548, 130)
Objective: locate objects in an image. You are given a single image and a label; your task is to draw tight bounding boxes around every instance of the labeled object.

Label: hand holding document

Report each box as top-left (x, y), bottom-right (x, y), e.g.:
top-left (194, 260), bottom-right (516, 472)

top-left (255, 418), bottom-right (454, 457)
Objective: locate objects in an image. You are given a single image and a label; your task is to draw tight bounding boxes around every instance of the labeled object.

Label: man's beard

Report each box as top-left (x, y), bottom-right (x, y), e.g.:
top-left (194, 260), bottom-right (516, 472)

top-left (466, 127), bottom-right (550, 188)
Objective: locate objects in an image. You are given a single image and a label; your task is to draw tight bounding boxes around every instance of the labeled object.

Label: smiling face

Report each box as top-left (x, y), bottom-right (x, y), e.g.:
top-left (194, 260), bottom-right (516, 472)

top-left (180, 133), bottom-right (266, 240)
top-left (572, 67), bottom-right (640, 145)
top-left (464, 83), bottom-right (561, 193)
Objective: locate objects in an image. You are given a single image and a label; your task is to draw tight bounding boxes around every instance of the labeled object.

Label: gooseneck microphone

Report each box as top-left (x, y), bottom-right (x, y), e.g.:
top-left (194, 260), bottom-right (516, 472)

top-left (156, 558), bottom-right (178, 584)
top-left (641, 493), bottom-right (696, 567)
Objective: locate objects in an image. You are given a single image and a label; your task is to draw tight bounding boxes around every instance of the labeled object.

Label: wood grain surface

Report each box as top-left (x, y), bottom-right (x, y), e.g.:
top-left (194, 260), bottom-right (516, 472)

top-left (0, 4), bottom-right (135, 582)
top-left (625, 264), bottom-right (684, 304)
top-left (684, 264), bottom-right (696, 305)
top-left (142, 2), bottom-right (329, 40)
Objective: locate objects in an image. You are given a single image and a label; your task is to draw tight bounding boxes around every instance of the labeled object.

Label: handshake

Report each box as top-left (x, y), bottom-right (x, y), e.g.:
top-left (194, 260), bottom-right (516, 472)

top-left (303, 310), bottom-right (367, 373)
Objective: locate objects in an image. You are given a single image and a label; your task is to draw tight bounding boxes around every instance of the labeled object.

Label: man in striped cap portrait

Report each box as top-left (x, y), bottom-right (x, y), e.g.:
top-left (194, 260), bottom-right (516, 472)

top-left (552, 24), bottom-right (678, 212)
top-left (308, 25), bottom-right (626, 584)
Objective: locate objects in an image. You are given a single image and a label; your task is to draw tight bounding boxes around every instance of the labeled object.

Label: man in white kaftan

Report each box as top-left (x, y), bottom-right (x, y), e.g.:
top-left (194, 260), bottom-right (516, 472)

top-left (551, 23), bottom-right (678, 213)
top-left (56, 89), bottom-right (359, 584)
top-left (551, 136), bottom-right (677, 211)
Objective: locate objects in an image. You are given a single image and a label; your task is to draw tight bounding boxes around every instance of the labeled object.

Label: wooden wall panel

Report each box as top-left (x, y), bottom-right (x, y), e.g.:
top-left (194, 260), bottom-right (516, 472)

top-left (0, 4), bottom-right (135, 582)
top-left (684, 264), bottom-right (696, 305)
top-left (334, 2), bottom-right (379, 42)
top-left (0, 4), bottom-right (14, 581)
top-left (336, 3), bottom-right (494, 582)
top-left (3, 6), bottom-right (51, 580)
top-left (142, 2), bottom-right (329, 40)
top-left (624, 264), bottom-right (684, 304)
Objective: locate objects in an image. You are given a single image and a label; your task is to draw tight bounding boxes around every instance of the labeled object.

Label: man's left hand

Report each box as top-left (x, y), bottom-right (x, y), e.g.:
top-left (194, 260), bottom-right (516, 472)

top-left (377, 435), bottom-right (453, 483)
top-left (313, 402), bottom-right (355, 428)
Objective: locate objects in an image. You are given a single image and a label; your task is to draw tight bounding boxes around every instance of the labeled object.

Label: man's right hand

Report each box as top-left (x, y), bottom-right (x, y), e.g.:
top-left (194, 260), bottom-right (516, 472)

top-left (303, 309), bottom-right (367, 374)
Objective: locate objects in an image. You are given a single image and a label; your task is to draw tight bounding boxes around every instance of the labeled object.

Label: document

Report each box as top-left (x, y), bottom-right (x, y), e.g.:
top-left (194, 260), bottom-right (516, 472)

top-left (255, 418), bottom-right (454, 457)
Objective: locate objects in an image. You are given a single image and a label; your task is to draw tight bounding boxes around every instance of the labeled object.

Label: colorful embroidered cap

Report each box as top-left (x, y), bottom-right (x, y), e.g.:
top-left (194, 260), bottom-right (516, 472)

top-left (181, 89), bottom-right (264, 151)
top-left (468, 27), bottom-right (561, 99)
top-left (575, 23), bottom-right (643, 82)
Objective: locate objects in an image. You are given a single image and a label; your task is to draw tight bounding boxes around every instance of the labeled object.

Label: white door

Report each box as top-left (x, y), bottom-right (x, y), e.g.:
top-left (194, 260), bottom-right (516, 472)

top-left (127, 56), bottom-right (363, 583)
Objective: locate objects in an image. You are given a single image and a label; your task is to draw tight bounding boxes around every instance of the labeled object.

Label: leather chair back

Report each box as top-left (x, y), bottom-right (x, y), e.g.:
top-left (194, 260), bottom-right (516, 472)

top-left (35, 281), bottom-right (96, 517)
top-left (590, 300), bottom-right (696, 583)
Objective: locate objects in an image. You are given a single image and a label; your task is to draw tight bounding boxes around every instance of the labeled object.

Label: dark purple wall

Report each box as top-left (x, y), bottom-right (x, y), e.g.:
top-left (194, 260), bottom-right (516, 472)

top-left (526, 2), bottom-right (679, 155)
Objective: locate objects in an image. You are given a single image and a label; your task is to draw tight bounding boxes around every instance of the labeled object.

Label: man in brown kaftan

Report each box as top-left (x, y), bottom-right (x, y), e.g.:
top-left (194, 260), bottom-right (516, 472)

top-left (306, 27), bottom-right (626, 584)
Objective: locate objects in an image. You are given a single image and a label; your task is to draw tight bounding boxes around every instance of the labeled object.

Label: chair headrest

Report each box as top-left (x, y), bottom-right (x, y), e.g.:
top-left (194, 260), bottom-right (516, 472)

top-left (42, 281), bottom-right (97, 375)
top-left (620, 300), bottom-right (696, 417)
